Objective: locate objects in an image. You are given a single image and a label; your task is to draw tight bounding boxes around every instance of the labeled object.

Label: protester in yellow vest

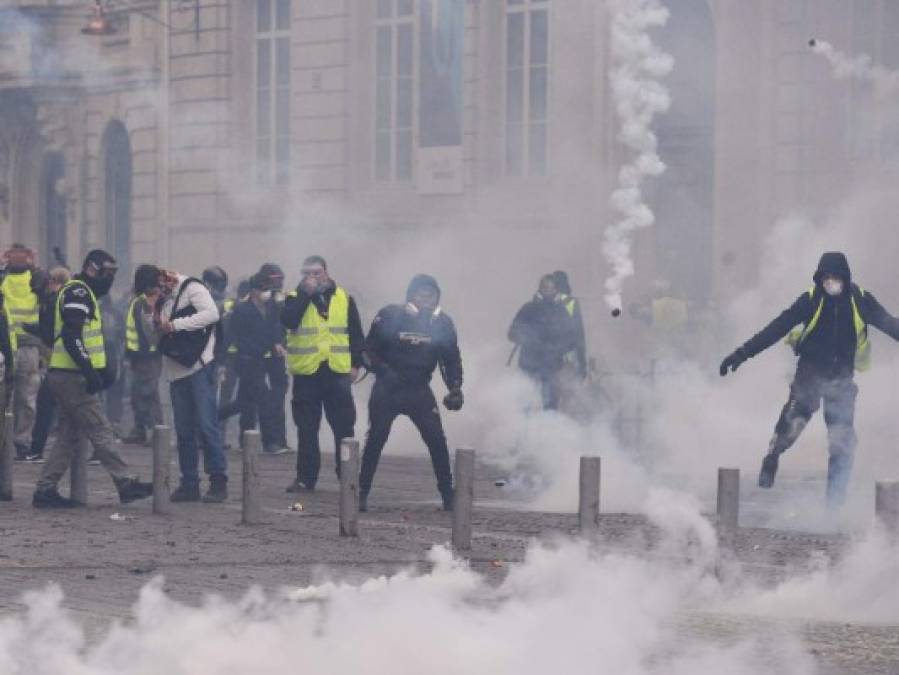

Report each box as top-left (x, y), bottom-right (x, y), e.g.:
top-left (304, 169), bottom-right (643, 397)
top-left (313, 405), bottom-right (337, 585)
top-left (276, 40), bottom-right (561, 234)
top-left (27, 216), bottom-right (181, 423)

top-left (720, 252), bottom-right (899, 506)
top-left (281, 255), bottom-right (364, 492)
top-left (33, 249), bottom-right (153, 508)
top-left (122, 264), bottom-right (163, 445)
top-left (1, 244), bottom-right (42, 459)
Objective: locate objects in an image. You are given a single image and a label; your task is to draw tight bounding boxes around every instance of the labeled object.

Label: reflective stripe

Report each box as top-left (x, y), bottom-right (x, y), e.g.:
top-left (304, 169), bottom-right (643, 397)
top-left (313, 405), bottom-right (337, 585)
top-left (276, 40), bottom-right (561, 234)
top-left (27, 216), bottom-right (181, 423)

top-left (82, 329), bottom-right (103, 339)
top-left (330, 346), bottom-right (350, 353)
top-left (287, 347), bottom-right (318, 355)
top-left (291, 327), bottom-right (318, 336)
top-left (286, 287), bottom-right (351, 375)
top-left (63, 303), bottom-right (91, 314)
top-left (49, 280), bottom-right (106, 370)
top-left (329, 327), bottom-right (349, 334)
top-left (7, 308), bottom-right (34, 316)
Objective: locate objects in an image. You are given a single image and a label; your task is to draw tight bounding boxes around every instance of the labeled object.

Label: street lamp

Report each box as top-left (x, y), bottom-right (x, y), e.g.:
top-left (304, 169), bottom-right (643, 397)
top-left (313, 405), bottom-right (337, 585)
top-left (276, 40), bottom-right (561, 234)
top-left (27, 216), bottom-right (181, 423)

top-left (80, 0), bottom-right (200, 41)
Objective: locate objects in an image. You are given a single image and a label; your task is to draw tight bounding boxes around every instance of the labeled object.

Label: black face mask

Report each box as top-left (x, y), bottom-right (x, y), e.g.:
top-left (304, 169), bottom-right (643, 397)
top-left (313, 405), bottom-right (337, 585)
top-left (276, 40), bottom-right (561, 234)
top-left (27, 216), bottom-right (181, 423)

top-left (86, 275), bottom-right (115, 298)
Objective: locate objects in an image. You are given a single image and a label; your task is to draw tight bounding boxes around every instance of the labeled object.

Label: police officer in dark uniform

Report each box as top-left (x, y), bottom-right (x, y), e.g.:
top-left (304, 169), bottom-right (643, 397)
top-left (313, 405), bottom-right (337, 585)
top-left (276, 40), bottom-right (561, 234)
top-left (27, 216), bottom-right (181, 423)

top-left (359, 274), bottom-right (464, 512)
top-left (720, 251), bottom-right (899, 505)
top-left (33, 250), bottom-right (153, 508)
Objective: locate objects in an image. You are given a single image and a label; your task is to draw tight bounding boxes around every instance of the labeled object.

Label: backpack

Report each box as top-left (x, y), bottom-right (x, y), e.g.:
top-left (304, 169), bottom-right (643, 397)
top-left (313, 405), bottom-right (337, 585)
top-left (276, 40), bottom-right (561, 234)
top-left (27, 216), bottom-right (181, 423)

top-left (158, 278), bottom-right (222, 368)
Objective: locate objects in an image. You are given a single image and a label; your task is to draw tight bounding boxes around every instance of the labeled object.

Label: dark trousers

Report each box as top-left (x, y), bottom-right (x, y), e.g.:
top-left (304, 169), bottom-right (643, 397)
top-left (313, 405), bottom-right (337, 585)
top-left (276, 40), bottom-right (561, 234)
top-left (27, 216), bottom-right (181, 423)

top-left (170, 364), bottom-right (227, 485)
top-left (219, 357), bottom-right (278, 447)
top-left (767, 363), bottom-right (858, 504)
top-left (524, 369), bottom-right (561, 410)
top-left (291, 366), bottom-right (355, 487)
top-left (219, 354), bottom-right (240, 440)
top-left (264, 355), bottom-right (288, 446)
top-left (130, 356), bottom-right (163, 432)
top-left (29, 376), bottom-right (56, 456)
top-left (359, 379), bottom-right (453, 497)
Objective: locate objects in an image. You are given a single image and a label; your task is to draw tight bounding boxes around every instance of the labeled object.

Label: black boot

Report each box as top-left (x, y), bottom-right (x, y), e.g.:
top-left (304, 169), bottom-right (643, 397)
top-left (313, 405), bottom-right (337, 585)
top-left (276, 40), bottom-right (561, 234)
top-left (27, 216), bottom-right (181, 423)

top-left (758, 453), bottom-right (780, 488)
top-left (202, 475), bottom-right (228, 503)
top-left (171, 482), bottom-right (201, 502)
top-left (118, 478), bottom-right (154, 504)
top-left (32, 487), bottom-right (79, 509)
top-left (285, 476), bottom-right (314, 493)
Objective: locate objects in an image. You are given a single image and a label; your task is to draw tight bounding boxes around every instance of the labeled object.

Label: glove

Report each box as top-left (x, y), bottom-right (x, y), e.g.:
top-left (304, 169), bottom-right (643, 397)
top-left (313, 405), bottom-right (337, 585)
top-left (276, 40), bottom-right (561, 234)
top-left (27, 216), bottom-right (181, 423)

top-left (719, 348), bottom-right (747, 377)
top-left (83, 367), bottom-right (105, 394)
top-left (443, 389), bottom-right (464, 411)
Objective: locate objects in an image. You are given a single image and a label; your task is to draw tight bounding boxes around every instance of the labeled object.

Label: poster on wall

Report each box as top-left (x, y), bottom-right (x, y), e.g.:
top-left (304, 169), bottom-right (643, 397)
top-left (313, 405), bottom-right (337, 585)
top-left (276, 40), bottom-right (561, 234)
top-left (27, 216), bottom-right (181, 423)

top-left (417, 0), bottom-right (464, 195)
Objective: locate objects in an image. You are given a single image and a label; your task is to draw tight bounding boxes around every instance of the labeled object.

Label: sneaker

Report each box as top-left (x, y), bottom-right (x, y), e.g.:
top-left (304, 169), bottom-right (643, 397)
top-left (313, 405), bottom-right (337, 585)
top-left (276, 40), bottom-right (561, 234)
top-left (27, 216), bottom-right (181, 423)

top-left (285, 477), bottom-right (315, 493)
top-left (24, 453), bottom-right (45, 464)
top-left (263, 444), bottom-right (290, 456)
top-left (758, 453), bottom-right (779, 489)
top-left (33, 488), bottom-right (79, 509)
top-left (171, 483), bottom-right (201, 502)
top-left (202, 476), bottom-right (228, 503)
top-left (118, 479), bottom-right (154, 504)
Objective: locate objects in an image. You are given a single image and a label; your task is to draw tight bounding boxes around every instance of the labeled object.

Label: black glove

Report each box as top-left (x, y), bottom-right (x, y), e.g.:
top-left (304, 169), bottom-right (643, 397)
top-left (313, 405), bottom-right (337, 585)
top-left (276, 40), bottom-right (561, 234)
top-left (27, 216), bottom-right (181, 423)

top-left (443, 389), bottom-right (464, 411)
top-left (719, 348), bottom-right (748, 377)
top-left (83, 367), bottom-right (105, 394)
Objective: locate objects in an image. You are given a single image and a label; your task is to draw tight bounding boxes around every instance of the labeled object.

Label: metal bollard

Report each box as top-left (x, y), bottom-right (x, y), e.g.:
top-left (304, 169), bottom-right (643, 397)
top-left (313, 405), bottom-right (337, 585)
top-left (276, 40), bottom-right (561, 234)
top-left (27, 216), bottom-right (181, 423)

top-left (875, 481), bottom-right (899, 536)
top-left (452, 449), bottom-right (475, 551)
top-left (716, 468), bottom-right (740, 535)
top-left (70, 438), bottom-right (90, 505)
top-left (339, 439), bottom-right (360, 537)
top-left (0, 411), bottom-right (13, 501)
top-left (578, 456), bottom-right (601, 536)
top-left (152, 425), bottom-right (171, 515)
top-left (242, 430), bottom-right (262, 525)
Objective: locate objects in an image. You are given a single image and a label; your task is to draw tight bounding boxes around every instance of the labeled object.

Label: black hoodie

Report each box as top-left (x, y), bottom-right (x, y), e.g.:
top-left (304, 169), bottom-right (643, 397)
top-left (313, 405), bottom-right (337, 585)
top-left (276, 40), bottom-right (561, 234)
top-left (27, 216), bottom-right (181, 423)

top-left (738, 252), bottom-right (899, 378)
top-left (364, 275), bottom-right (464, 389)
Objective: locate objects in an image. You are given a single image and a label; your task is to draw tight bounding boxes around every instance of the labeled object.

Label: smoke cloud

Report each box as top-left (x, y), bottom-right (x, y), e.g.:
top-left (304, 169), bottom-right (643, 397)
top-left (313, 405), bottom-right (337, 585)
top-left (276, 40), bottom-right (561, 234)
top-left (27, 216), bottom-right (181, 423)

top-left (810, 38), bottom-right (899, 98)
top-left (602, 0), bottom-right (673, 312)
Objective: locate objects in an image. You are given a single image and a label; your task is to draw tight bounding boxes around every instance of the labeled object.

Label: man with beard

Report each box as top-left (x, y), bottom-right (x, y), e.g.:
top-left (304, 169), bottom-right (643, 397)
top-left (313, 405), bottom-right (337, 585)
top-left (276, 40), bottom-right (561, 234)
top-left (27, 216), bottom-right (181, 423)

top-left (720, 251), bottom-right (899, 505)
top-left (32, 250), bottom-right (153, 508)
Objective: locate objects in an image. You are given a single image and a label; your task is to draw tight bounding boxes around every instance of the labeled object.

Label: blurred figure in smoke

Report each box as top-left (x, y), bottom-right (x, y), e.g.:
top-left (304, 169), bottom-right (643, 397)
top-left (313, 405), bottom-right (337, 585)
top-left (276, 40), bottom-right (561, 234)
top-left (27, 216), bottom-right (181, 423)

top-left (720, 252), bottom-right (899, 505)
top-left (218, 272), bottom-right (286, 454)
top-left (257, 262), bottom-right (290, 452)
top-left (358, 274), bottom-right (464, 512)
top-left (122, 264), bottom-right (163, 446)
top-left (32, 250), bottom-right (152, 508)
top-left (21, 266), bottom-right (71, 462)
top-left (552, 270), bottom-right (587, 380)
top-left (508, 274), bottom-right (576, 410)
top-left (281, 255), bottom-right (364, 492)
top-left (1, 244), bottom-right (42, 460)
top-left (218, 277), bottom-right (250, 449)
top-left (99, 291), bottom-right (125, 441)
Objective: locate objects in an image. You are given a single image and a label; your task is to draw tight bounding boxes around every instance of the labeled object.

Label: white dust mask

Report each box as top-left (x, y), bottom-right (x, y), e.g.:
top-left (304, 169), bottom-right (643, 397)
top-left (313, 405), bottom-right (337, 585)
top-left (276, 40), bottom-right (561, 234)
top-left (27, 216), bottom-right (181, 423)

top-left (823, 279), bottom-right (843, 296)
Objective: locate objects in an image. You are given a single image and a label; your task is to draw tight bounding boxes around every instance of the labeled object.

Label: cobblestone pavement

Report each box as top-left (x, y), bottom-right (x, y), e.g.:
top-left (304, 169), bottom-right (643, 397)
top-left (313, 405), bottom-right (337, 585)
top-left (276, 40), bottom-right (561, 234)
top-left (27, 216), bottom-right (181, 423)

top-left (1, 443), bottom-right (896, 673)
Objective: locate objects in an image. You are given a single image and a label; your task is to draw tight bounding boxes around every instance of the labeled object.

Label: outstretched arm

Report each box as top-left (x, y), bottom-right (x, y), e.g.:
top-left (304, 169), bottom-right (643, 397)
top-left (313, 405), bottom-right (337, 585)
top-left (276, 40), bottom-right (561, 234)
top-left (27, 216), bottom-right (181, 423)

top-left (860, 290), bottom-right (899, 341)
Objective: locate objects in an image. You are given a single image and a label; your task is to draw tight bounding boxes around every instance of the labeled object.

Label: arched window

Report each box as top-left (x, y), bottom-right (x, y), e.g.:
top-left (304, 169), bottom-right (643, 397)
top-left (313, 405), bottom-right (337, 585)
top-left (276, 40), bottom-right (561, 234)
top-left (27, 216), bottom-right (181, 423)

top-left (41, 151), bottom-right (66, 265)
top-left (101, 120), bottom-right (132, 275)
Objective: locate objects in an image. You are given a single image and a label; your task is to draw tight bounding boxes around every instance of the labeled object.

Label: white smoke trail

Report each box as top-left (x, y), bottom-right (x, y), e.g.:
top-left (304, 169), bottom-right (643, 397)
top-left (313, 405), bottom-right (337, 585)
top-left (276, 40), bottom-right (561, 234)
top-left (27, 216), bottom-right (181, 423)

top-left (810, 38), bottom-right (899, 98)
top-left (603, 0), bottom-right (673, 312)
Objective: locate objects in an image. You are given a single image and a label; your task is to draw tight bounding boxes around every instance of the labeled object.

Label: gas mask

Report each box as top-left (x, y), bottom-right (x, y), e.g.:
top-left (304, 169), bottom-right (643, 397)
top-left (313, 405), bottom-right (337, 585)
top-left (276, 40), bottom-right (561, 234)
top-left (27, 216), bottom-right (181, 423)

top-left (405, 302), bottom-right (441, 319)
top-left (823, 279), bottom-right (844, 297)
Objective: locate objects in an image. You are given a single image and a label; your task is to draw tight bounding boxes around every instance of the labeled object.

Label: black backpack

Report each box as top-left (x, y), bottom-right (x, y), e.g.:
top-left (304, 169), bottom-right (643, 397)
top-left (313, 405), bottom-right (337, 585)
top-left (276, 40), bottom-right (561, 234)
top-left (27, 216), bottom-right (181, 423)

top-left (158, 278), bottom-right (222, 368)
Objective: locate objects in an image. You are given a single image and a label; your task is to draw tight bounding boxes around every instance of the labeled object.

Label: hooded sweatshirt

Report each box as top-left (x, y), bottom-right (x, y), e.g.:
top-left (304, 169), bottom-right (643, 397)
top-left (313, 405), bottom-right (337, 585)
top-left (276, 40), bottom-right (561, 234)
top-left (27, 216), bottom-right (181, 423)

top-left (365, 274), bottom-right (463, 389)
top-left (738, 252), bottom-right (899, 378)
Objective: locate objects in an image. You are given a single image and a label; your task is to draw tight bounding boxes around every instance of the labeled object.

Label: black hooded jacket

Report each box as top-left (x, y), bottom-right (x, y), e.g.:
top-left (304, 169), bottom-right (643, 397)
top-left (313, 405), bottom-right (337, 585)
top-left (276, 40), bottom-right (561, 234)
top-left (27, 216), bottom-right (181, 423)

top-left (508, 292), bottom-right (575, 376)
top-left (738, 252), bottom-right (899, 378)
top-left (365, 274), bottom-right (463, 389)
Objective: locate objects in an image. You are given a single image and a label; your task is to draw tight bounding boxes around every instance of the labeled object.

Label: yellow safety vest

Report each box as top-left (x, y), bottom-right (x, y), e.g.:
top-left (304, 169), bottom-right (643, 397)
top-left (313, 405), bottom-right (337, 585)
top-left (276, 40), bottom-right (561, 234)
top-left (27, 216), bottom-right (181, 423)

top-left (558, 294), bottom-right (576, 317)
top-left (286, 287), bottom-right (351, 375)
top-left (786, 286), bottom-right (870, 371)
top-left (50, 280), bottom-right (106, 370)
top-left (125, 295), bottom-right (155, 354)
top-left (1, 271), bottom-right (38, 340)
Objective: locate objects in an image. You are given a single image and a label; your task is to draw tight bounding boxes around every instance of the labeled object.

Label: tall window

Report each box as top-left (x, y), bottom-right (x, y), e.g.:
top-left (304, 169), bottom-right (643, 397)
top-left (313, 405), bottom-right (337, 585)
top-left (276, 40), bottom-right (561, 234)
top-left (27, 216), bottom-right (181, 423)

top-left (375, 0), bottom-right (415, 182)
top-left (256, 0), bottom-right (291, 185)
top-left (505, 0), bottom-right (549, 177)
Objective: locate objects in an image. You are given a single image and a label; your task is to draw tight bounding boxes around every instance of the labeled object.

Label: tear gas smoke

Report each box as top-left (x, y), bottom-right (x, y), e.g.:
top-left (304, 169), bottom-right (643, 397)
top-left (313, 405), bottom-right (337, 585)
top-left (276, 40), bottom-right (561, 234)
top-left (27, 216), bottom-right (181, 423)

top-left (602, 0), bottom-right (673, 313)
top-left (809, 38), bottom-right (899, 98)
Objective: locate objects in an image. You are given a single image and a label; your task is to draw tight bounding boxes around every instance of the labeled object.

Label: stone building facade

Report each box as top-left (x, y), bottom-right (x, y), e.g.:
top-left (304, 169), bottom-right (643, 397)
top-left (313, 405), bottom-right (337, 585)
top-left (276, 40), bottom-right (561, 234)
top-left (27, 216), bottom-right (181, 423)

top-left (1, 0), bottom-right (897, 356)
